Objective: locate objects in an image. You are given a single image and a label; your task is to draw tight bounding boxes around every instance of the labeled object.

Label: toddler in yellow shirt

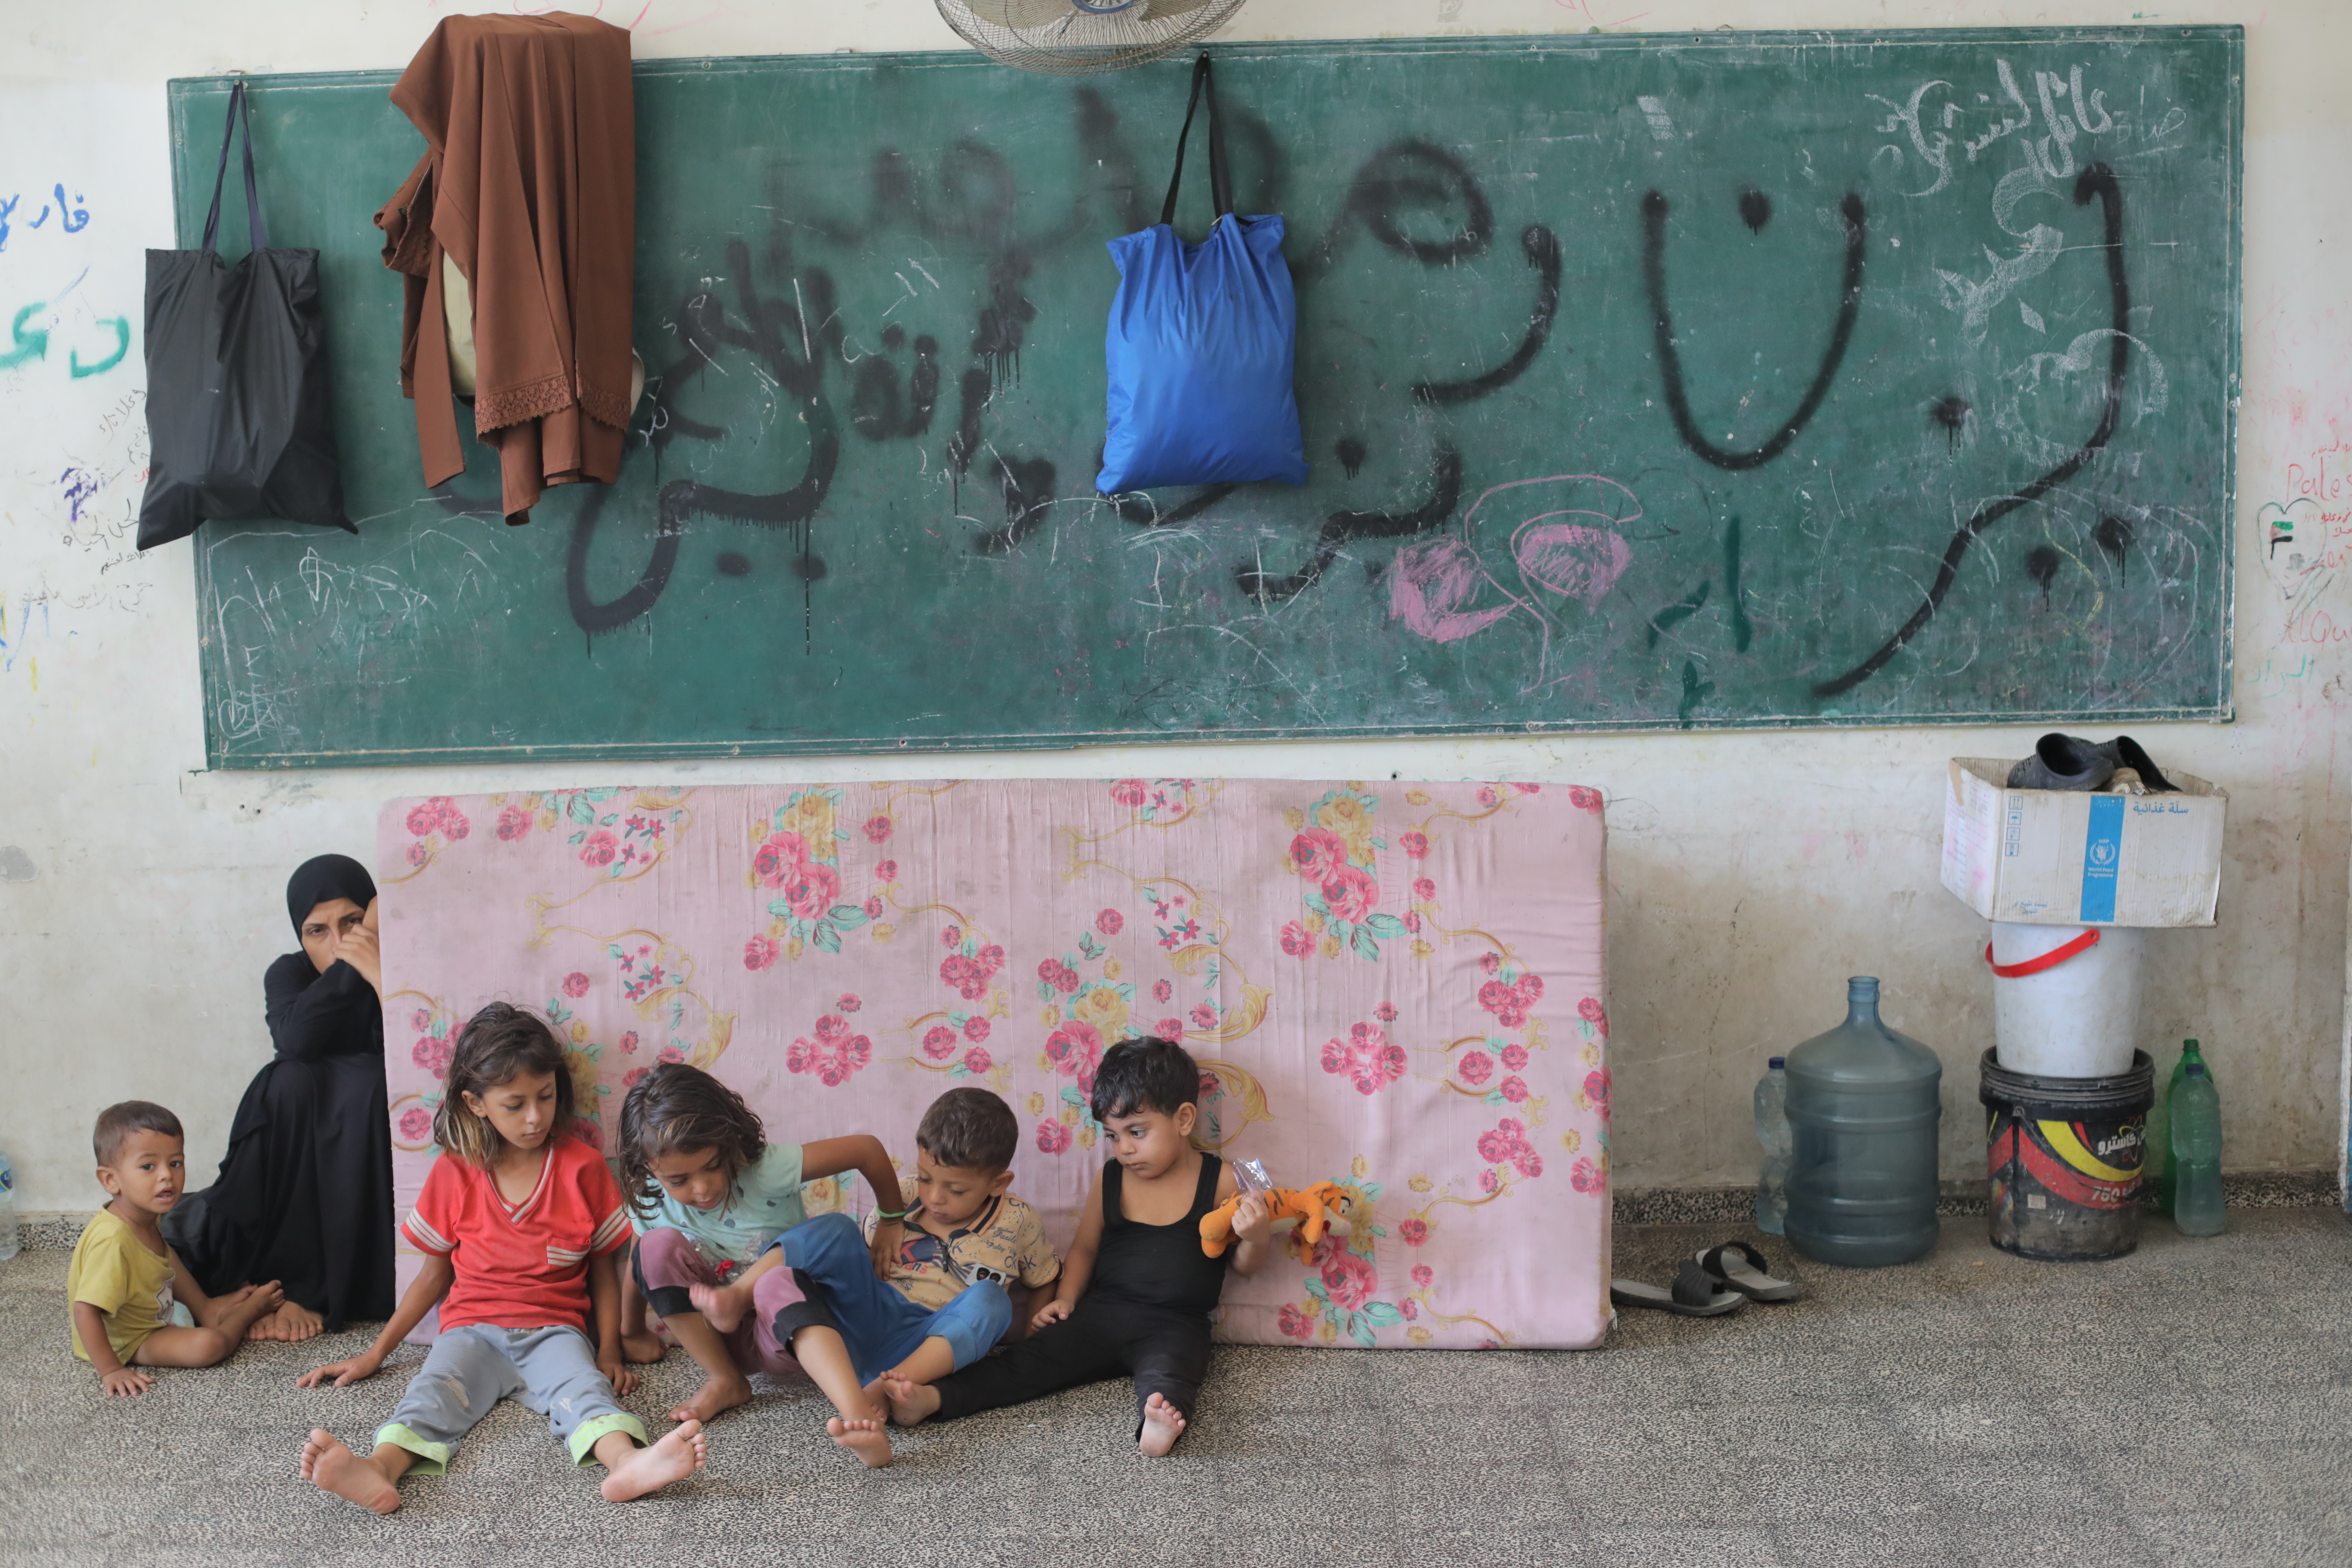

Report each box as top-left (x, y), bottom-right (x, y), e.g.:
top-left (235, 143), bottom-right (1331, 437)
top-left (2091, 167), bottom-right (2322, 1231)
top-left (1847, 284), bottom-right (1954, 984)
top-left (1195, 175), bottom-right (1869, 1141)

top-left (68, 1102), bottom-right (285, 1395)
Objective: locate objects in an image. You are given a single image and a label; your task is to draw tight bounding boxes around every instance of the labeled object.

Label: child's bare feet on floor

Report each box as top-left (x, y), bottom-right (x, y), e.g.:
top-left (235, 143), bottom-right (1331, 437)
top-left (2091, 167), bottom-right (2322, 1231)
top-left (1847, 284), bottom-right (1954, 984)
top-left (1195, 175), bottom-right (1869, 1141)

top-left (601, 1420), bottom-right (707, 1502)
top-left (827, 1416), bottom-right (892, 1468)
top-left (218, 1281), bottom-right (284, 1338)
top-left (300, 1430), bottom-right (399, 1514)
top-left (668, 1371), bottom-right (753, 1424)
top-left (621, 1328), bottom-right (667, 1364)
top-left (254, 1302), bottom-right (323, 1343)
top-left (686, 1280), bottom-right (750, 1334)
top-left (874, 1373), bottom-right (940, 1427)
top-left (216, 1283), bottom-right (262, 1332)
top-left (1138, 1393), bottom-right (1186, 1457)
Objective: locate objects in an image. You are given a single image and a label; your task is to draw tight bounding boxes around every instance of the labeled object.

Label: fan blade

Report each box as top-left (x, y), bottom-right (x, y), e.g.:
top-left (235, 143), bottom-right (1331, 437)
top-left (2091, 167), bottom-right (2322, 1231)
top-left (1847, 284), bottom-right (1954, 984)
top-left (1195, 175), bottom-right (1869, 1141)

top-left (939, 0), bottom-right (1247, 72)
top-left (964, 0), bottom-right (1094, 24)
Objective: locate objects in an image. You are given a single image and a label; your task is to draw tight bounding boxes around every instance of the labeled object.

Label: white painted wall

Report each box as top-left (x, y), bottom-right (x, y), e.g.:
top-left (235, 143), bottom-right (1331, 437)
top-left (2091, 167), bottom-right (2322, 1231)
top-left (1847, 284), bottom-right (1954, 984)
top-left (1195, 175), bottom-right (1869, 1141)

top-left (4, 1), bottom-right (2347, 1216)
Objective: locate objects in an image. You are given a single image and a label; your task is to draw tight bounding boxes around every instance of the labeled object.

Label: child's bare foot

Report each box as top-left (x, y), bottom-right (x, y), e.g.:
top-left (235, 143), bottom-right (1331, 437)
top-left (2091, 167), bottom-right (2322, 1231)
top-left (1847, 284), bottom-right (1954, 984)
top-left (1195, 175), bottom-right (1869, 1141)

top-left (1138, 1393), bottom-right (1187, 1457)
top-left (215, 1281), bottom-right (285, 1342)
top-left (600, 1419), bottom-right (707, 1502)
top-left (668, 1371), bottom-right (754, 1425)
top-left (621, 1329), bottom-right (667, 1364)
top-left (257, 1302), bottom-right (322, 1343)
top-left (300, 1430), bottom-right (400, 1514)
top-left (686, 1280), bottom-right (750, 1335)
top-left (827, 1415), bottom-right (892, 1468)
top-left (218, 1288), bottom-right (265, 1335)
top-left (874, 1373), bottom-right (940, 1427)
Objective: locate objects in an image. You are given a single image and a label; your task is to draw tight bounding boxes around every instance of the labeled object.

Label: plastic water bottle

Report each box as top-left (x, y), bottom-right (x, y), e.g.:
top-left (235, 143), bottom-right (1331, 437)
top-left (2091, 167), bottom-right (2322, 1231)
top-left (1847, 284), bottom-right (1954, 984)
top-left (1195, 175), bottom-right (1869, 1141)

top-left (1784, 976), bottom-right (1944, 1267)
top-left (1755, 1057), bottom-right (1792, 1235)
top-left (0, 1148), bottom-right (18, 1262)
top-left (2170, 1062), bottom-right (2225, 1237)
top-left (2148, 1038), bottom-right (2208, 1214)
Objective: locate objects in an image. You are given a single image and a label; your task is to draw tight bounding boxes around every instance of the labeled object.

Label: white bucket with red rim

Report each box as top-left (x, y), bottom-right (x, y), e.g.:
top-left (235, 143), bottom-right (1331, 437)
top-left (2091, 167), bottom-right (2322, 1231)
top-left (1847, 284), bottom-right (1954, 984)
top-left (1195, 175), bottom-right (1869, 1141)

top-left (1986, 922), bottom-right (2144, 1079)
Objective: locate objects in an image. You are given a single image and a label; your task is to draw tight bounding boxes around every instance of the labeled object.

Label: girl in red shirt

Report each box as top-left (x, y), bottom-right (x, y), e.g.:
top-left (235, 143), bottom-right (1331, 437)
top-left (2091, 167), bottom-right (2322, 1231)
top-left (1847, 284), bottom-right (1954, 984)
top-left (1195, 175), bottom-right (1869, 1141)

top-left (295, 1004), bottom-right (705, 1511)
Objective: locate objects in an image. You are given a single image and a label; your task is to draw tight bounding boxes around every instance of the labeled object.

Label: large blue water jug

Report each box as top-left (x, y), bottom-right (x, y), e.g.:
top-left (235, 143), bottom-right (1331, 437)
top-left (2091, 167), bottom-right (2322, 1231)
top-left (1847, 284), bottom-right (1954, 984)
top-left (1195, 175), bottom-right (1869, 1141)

top-left (1784, 976), bottom-right (1943, 1266)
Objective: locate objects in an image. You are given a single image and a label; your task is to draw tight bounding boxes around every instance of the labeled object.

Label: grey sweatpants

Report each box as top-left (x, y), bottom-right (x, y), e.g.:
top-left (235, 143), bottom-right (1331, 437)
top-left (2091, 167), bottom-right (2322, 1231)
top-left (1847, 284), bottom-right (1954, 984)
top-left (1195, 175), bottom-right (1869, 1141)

top-left (375, 1324), bottom-right (646, 1471)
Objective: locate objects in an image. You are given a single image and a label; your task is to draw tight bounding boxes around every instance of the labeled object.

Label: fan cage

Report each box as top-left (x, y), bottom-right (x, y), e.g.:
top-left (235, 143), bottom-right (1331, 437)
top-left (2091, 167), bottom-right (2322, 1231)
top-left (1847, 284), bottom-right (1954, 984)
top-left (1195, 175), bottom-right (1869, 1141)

top-left (934, 0), bottom-right (1251, 76)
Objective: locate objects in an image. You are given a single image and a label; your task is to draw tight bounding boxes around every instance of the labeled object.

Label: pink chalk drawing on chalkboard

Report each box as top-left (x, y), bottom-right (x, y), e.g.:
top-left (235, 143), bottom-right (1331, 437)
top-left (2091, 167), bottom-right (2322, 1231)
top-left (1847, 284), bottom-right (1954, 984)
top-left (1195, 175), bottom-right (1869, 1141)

top-left (1388, 474), bottom-right (1641, 693)
top-left (1388, 536), bottom-right (1511, 644)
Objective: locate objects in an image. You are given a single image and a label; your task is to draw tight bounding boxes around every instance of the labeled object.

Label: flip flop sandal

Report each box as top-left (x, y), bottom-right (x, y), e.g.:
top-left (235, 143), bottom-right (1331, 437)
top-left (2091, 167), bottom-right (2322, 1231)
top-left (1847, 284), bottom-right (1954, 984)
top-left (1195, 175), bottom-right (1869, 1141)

top-left (1694, 1241), bottom-right (1801, 1302)
top-left (2006, 733), bottom-right (2116, 791)
top-left (2007, 734), bottom-right (2183, 794)
top-left (1610, 1259), bottom-right (1746, 1317)
top-left (2104, 736), bottom-right (2181, 794)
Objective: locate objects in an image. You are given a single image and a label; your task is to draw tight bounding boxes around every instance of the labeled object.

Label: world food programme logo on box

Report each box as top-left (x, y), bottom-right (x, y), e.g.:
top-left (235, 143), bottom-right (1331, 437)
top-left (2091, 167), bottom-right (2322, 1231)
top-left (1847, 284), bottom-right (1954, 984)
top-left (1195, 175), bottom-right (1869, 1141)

top-left (2079, 796), bottom-right (2125, 923)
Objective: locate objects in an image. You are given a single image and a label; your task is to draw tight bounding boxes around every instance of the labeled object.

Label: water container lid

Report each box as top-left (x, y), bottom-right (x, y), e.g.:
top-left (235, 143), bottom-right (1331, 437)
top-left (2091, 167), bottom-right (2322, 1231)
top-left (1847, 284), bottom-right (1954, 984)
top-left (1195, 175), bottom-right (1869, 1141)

top-left (1768, 1057), bottom-right (1786, 1069)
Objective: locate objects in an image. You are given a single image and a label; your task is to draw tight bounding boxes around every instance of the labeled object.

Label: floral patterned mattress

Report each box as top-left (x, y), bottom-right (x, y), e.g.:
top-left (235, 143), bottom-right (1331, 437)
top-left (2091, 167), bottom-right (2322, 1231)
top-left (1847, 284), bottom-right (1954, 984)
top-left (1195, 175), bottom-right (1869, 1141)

top-left (379, 778), bottom-right (1611, 1350)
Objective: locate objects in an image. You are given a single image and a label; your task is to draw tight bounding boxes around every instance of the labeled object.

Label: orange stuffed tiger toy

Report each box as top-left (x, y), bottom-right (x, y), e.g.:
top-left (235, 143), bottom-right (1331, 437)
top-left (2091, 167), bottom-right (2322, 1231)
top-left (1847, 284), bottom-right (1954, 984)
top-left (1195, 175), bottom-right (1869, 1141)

top-left (1198, 1181), bottom-right (1352, 1257)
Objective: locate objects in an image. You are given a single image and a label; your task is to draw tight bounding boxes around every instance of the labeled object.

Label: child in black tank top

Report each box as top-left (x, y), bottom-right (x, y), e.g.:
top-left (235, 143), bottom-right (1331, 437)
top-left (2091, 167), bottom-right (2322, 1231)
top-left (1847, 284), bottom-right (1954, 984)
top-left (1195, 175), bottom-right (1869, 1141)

top-left (877, 1037), bottom-right (1272, 1456)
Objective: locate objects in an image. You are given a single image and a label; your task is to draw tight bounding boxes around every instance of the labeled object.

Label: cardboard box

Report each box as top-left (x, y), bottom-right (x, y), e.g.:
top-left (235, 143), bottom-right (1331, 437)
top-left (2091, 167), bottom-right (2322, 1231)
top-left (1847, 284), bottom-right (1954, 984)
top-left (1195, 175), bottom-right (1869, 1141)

top-left (1940, 758), bottom-right (2226, 928)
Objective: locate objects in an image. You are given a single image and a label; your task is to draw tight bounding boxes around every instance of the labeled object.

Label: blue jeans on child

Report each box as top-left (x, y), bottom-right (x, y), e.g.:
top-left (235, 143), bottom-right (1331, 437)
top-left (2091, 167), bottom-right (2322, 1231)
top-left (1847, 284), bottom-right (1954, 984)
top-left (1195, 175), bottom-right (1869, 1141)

top-left (777, 1212), bottom-right (1012, 1385)
top-left (375, 1324), bottom-right (646, 1471)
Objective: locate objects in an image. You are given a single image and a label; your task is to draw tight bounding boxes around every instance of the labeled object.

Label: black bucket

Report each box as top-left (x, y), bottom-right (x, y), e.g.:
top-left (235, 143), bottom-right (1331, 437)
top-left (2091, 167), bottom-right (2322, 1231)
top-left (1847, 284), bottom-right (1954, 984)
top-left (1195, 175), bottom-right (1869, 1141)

top-left (1980, 1048), bottom-right (2155, 1262)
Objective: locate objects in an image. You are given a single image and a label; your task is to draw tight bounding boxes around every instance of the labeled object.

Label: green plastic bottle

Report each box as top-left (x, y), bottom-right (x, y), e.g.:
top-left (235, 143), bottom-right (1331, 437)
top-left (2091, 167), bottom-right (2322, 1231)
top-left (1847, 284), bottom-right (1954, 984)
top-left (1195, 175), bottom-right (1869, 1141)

top-left (2148, 1039), bottom-right (2208, 1214)
top-left (2170, 1063), bottom-right (2226, 1237)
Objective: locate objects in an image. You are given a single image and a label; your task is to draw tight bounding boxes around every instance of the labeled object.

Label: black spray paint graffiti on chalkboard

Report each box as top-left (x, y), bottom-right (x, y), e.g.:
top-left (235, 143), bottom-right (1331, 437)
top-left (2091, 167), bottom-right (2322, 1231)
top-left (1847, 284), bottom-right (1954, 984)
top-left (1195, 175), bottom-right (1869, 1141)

top-left (1642, 188), bottom-right (1868, 472)
top-left (172, 37), bottom-right (2235, 764)
top-left (528, 108), bottom-right (1578, 637)
top-left (1813, 164), bottom-right (2132, 698)
top-left (431, 88), bottom-right (2154, 706)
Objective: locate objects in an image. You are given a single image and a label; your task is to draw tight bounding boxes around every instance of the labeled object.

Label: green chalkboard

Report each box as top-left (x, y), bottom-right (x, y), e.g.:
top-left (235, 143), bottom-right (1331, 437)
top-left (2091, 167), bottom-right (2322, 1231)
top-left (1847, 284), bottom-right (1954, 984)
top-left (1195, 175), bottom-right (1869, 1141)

top-left (173, 28), bottom-right (2241, 767)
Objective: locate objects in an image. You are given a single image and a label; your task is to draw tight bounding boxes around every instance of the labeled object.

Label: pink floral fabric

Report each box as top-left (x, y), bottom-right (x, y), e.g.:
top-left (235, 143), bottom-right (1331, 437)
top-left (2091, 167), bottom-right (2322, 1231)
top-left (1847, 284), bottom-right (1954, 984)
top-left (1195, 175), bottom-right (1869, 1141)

top-left (377, 779), bottom-right (1609, 1349)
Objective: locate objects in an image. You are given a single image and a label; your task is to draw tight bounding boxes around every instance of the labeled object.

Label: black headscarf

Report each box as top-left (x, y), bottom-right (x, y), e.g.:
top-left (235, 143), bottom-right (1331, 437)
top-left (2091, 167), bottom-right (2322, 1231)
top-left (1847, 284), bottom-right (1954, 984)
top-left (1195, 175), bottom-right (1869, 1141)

top-left (286, 854), bottom-right (378, 936)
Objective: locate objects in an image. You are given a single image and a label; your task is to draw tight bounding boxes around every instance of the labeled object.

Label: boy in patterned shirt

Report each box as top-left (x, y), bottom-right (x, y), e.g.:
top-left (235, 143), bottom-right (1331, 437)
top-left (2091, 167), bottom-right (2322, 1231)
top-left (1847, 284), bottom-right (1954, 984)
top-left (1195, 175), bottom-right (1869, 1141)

top-left (777, 1087), bottom-right (1059, 1402)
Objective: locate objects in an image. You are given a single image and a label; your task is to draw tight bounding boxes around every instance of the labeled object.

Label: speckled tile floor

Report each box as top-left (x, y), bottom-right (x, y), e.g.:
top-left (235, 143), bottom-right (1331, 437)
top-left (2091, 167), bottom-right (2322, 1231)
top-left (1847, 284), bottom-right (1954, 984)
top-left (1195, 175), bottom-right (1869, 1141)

top-left (4, 1210), bottom-right (2350, 1567)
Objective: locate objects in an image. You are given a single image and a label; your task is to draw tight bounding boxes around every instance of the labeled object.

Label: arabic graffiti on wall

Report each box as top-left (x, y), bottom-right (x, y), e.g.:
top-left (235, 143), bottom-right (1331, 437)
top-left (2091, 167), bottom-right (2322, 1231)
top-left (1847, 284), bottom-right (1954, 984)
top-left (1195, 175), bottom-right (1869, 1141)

top-left (0, 183), bottom-right (91, 251)
top-left (0, 181), bottom-right (126, 380)
top-left (190, 36), bottom-right (2241, 761)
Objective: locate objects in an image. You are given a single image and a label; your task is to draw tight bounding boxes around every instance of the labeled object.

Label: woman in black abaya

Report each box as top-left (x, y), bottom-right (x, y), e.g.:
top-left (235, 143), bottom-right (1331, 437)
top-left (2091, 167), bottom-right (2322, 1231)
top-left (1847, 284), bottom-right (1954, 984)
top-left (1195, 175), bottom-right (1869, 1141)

top-left (168, 854), bottom-right (396, 1339)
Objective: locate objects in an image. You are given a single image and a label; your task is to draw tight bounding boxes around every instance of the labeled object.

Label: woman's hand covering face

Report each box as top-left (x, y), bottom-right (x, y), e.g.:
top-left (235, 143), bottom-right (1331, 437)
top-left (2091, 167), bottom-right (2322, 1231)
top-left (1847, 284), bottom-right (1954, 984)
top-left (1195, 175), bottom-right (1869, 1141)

top-left (300, 898), bottom-right (368, 977)
top-left (332, 902), bottom-right (384, 995)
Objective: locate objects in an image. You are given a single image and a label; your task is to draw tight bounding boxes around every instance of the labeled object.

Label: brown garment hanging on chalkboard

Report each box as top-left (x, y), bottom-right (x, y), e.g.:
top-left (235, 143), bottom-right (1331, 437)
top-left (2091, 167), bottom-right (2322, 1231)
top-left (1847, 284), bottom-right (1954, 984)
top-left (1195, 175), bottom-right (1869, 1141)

top-left (372, 13), bottom-right (634, 525)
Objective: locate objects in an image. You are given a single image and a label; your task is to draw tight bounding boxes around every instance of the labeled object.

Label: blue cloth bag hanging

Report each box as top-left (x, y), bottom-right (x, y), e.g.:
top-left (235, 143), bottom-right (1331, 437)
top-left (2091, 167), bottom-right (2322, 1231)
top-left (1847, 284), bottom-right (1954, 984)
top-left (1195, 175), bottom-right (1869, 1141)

top-left (1097, 55), bottom-right (1308, 495)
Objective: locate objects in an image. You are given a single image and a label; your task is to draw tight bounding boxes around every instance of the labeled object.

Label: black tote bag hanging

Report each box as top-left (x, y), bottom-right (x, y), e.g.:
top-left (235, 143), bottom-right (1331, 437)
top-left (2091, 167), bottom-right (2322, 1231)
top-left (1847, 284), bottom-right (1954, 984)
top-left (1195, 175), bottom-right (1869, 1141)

top-left (138, 82), bottom-right (351, 550)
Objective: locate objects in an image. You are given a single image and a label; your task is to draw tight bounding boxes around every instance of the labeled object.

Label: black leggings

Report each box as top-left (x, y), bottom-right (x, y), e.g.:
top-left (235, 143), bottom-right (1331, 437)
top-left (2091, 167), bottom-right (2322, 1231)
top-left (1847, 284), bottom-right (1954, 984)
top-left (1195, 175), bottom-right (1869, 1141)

top-left (930, 1298), bottom-right (1210, 1435)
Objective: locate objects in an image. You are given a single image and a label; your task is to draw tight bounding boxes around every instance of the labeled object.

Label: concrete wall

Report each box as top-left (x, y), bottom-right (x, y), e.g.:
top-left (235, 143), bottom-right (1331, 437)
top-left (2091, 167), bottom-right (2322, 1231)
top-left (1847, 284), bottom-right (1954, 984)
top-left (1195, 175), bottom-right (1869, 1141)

top-left (4, 0), bottom-right (2347, 1217)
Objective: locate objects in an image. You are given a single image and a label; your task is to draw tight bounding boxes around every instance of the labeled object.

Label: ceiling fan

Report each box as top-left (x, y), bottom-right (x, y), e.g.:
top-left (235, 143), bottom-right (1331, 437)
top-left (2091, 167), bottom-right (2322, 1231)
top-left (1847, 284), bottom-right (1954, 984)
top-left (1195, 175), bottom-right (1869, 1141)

top-left (934, 0), bottom-right (1250, 76)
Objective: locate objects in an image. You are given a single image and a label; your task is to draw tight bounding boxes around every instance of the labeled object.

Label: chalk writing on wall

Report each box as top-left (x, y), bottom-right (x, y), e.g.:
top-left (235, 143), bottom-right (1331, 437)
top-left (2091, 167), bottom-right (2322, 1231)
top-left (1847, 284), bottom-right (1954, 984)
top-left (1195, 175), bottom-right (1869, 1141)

top-left (2263, 438), bottom-right (2352, 646)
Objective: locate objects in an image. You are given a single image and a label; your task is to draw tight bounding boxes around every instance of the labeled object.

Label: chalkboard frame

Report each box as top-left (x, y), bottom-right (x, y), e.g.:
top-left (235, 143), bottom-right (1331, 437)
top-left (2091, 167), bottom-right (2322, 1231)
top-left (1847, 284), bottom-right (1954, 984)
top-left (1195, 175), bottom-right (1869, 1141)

top-left (173, 26), bottom-right (2243, 769)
